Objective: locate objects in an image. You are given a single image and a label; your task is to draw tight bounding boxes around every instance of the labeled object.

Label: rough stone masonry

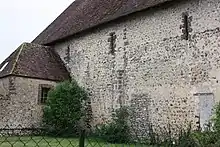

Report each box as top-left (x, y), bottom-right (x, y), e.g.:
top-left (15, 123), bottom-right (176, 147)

top-left (51, 0), bottom-right (220, 134)
top-left (0, 76), bottom-right (57, 128)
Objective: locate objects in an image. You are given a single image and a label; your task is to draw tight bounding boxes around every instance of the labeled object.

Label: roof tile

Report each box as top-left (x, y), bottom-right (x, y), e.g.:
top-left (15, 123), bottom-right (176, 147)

top-left (0, 43), bottom-right (70, 81)
top-left (33, 0), bottom-right (172, 45)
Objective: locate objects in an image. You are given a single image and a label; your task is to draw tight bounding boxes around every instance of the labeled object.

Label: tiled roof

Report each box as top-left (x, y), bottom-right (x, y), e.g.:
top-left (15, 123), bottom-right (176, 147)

top-left (0, 43), bottom-right (70, 81)
top-left (33, 0), bottom-right (172, 45)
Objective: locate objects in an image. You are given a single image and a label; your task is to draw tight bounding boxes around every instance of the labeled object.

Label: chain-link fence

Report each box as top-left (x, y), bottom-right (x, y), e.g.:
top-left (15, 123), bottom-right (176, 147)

top-left (0, 108), bottom-right (209, 147)
top-left (0, 126), bottom-right (80, 147)
top-left (0, 126), bottom-right (151, 147)
top-left (0, 123), bottom-right (214, 147)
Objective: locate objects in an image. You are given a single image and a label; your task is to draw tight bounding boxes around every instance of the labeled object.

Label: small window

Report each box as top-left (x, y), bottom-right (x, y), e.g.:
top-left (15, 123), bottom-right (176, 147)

top-left (38, 85), bottom-right (52, 104)
top-left (41, 87), bottom-right (50, 104)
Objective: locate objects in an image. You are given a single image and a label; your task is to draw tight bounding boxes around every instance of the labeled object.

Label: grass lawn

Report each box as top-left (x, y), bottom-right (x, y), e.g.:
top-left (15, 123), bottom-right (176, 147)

top-left (0, 136), bottom-right (150, 147)
top-left (0, 136), bottom-right (78, 147)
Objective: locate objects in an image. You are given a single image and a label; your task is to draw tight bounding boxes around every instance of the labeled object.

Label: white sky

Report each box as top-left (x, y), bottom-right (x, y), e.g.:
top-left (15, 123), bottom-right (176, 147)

top-left (0, 0), bottom-right (73, 63)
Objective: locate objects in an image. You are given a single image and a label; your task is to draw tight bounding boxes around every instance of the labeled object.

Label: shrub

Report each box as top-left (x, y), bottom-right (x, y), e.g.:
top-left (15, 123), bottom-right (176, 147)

top-left (43, 80), bottom-right (88, 136)
top-left (192, 102), bottom-right (220, 147)
top-left (95, 107), bottom-right (131, 143)
top-left (175, 125), bottom-right (199, 147)
top-left (147, 124), bottom-right (199, 147)
top-left (192, 131), bottom-right (218, 147)
top-left (213, 102), bottom-right (220, 134)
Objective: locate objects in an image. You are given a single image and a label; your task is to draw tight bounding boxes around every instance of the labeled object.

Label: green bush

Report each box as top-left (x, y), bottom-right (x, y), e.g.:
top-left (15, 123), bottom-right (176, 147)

top-left (43, 80), bottom-right (88, 136)
top-left (192, 131), bottom-right (218, 147)
top-left (213, 102), bottom-right (220, 134)
top-left (191, 102), bottom-right (220, 147)
top-left (147, 124), bottom-right (199, 147)
top-left (175, 125), bottom-right (199, 147)
top-left (95, 107), bottom-right (131, 143)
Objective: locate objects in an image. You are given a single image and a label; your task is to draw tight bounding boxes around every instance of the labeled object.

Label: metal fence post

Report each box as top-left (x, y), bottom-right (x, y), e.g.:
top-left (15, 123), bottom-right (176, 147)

top-left (79, 129), bottom-right (85, 147)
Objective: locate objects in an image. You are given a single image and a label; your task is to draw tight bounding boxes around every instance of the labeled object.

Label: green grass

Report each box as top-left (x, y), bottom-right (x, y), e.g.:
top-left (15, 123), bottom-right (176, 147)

top-left (0, 136), bottom-right (150, 147)
top-left (0, 136), bottom-right (78, 147)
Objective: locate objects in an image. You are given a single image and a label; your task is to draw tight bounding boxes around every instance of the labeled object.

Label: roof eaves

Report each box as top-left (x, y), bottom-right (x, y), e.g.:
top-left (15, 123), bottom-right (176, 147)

top-left (0, 74), bottom-right (66, 82)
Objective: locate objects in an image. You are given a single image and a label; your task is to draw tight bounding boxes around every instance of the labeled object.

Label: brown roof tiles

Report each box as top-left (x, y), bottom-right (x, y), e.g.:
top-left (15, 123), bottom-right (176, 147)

top-left (33, 0), bottom-right (172, 45)
top-left (0, 43), bottom-right (70, 81)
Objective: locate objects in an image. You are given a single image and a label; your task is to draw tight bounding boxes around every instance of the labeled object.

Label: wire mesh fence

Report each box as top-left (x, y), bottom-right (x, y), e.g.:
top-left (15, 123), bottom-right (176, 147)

top-left (0, 123), bottom-right (210, 147)
top-left (0, 125), bottom-right (150, 147)
top-left (0, 126), bottom-right (80, 147)
top-left (0, 107), bottom-right (208, 147)
top-left (0, 123), bottom-right (189, 147)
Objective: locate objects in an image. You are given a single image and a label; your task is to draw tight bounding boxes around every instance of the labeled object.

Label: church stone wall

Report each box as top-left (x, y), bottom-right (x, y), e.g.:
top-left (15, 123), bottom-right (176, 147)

top-left (0, 76), bottom-right (56, 128)
top-left (53, 0), bottom-right (220, 131)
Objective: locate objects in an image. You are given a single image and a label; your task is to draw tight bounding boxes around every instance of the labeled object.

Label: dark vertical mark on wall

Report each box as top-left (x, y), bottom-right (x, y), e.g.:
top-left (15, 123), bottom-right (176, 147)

top-left (181, 12), bottom-right (192, 40)
top-left (184, 14), bottom-right (189, 40)
top-left (123, 28), bottom-right (129, 46)
top-left (108, 32), bottom-right (117, 55)
top-left (117, 70), bottom-right (125, 106)
top-left (123, 28), bottom-right (127, 40)
top-left (64, 45), bottom-right (70, 63)
top-left (9, 77), bottom-right (16, 95)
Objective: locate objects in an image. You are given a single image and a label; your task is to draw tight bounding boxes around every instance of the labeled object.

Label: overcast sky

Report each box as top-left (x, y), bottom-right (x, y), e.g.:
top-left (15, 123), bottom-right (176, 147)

top-left (0, 0), bottom-right (73, 63)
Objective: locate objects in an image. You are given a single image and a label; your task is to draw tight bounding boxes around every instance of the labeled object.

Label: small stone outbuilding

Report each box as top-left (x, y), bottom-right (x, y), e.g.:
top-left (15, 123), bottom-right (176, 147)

top-left (0, 43), bottom-right (70, 128)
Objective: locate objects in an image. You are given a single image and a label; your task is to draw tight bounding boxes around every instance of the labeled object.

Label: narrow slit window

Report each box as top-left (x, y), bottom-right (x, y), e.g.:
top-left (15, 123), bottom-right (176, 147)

top-left (182, 13), bottom-right (190, 40)
top-left (108, 32), bottom-right (116, 55)
top-left (184, 14), bottom-right (189, 40)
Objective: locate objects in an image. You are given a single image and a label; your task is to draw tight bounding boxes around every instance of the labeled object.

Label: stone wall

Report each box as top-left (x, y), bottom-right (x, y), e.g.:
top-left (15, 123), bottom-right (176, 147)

top-left (0, 77), bottom-right (9, 99)
top-left (0, 76), bottom-right (56, 128)
top-left (53, 0), bottom-right (220, 131)
top-left (0, 77), bottom-right (10, 127)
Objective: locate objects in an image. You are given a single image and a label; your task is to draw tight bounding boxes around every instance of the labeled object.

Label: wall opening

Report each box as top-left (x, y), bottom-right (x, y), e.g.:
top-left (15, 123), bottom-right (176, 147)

top-left (181, 12), bottom-right (192, 40)
top-left (184, 14), bottom-right (189, 40)
top-left (38, 84), bottom-right (53, 104)
top-left (194, 92), bottom-right (215, 130)
top-left (108, 32), bottom-right (116, 55)
top-left (40, 87), bottom-right (50, 104)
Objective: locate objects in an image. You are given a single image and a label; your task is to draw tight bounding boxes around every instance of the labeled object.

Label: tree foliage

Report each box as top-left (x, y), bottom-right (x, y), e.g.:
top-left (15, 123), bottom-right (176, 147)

top-left (43, 80), bottom-right (88, 136)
